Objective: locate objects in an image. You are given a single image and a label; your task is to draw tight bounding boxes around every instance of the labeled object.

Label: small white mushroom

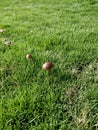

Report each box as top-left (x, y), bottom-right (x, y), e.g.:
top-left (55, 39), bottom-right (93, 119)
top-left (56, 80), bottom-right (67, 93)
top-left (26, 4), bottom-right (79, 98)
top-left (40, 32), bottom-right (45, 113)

top-left (0, 29), bottom-right (6, 33)
top-left (4, 41), bottom-right (11, 46)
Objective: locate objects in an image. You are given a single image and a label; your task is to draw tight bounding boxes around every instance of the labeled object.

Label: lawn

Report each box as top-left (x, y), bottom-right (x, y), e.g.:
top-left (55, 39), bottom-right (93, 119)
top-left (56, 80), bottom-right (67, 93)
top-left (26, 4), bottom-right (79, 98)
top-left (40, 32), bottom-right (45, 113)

top-left (0, 0), bottom-right (98, 129)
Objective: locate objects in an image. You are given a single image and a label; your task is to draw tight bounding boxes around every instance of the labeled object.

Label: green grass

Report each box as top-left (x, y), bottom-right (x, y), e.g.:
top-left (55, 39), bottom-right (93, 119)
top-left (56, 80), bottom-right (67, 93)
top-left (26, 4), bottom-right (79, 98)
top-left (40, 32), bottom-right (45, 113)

top-left (0, 0), bottom-right (98, 129)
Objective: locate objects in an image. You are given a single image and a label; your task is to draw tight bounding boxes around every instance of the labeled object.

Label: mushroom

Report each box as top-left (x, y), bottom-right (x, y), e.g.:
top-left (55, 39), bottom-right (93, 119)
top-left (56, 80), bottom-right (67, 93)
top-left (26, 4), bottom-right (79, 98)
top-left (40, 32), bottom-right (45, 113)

top-left (26, 54), bottom-right (32, 59)
top-left (0, 29), bottom-right (6, 33)
top-left (4, 41), bottom-right (11, 46)
top-left (42, 62), bottom-right (53, 72)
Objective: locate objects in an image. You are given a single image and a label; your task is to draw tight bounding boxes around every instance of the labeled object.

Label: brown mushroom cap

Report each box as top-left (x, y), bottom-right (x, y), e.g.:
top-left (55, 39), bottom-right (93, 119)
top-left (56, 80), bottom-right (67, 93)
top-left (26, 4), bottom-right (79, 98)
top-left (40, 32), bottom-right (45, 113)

top-left (26, 54), bottom-right (32, 59)
top-left (42, 62), bottom-right (53, 71)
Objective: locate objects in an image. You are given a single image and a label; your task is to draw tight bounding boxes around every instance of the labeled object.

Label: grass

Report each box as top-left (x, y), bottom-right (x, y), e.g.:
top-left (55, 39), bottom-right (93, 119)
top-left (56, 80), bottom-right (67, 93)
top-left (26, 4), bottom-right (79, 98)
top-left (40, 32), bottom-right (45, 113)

top-left (0, 0), bottom-right (98, 129)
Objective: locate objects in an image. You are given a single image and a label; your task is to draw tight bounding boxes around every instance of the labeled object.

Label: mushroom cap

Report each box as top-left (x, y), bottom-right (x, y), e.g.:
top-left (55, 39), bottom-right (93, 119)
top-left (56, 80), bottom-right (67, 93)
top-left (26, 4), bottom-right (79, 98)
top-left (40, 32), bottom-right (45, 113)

top-left (4, 41), bottom-right (11, 45)
top-left (42, 62), bottom-right (53, 71)
top-left (26, 54), bottom-right (32, 59)
top-left (0, 29), bottom-right (6, 33)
